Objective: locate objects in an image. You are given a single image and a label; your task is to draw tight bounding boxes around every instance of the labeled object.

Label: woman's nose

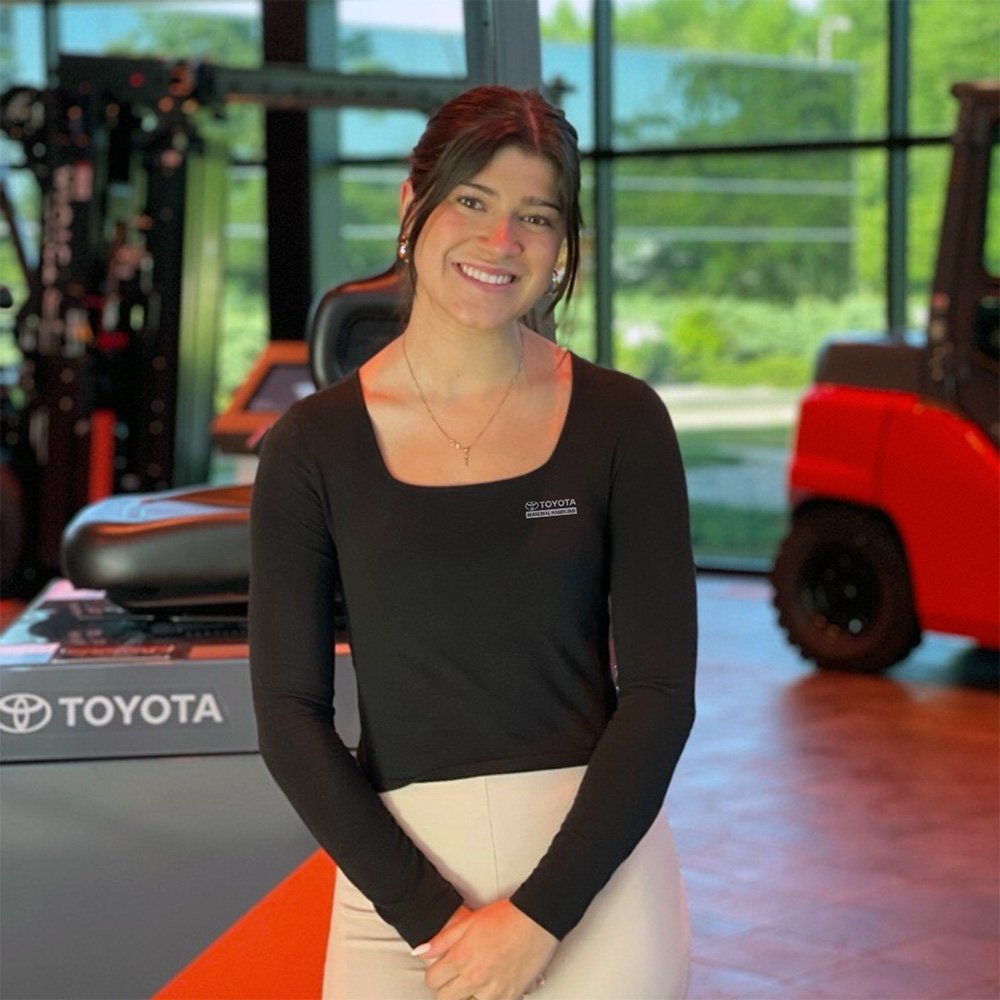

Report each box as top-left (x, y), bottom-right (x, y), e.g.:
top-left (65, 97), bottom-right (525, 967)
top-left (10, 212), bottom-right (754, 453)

top-left (482, 216), bottom-right (521, 254)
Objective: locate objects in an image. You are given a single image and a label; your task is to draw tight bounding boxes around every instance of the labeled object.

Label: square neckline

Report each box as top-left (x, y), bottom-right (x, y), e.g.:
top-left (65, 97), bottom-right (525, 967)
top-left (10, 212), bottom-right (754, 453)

top-left (352, 350), bottom-right (580, 492)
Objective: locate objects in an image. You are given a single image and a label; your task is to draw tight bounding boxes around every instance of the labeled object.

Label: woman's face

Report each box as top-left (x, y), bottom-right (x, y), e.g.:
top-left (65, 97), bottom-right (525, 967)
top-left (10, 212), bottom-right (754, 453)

top-left (401, 146), bottom-right (565, 335)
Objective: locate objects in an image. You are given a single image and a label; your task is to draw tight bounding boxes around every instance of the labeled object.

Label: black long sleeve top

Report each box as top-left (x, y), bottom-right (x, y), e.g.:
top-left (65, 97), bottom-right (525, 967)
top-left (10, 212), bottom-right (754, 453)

top-left (249, 352), bottom-right (697, 948)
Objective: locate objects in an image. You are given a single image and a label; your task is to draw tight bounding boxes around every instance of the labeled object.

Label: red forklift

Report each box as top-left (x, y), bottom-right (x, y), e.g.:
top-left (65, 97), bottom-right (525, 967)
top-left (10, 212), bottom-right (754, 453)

top-left (771, 82), bottom-right (999, 673)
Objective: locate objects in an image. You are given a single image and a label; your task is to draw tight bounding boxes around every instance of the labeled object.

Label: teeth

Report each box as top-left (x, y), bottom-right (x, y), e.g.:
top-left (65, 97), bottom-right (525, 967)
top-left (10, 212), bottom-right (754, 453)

top-left (459, 264), bottom-right (514, 285)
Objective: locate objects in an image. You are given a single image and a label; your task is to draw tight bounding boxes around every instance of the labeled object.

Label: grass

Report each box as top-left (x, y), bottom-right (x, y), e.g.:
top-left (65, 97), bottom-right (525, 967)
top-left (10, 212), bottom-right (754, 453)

top-left (676, 424), bottom-right (793, 469)
top-left (676, 426), bottom-right (794, 561)
top-left (690, 502), bottom-right (790, 561)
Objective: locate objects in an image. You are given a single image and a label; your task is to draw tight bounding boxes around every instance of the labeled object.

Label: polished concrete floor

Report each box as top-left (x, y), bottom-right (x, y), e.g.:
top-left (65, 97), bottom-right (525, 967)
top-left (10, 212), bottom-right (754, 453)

top-left (677, 576), bottom-right (999, 999)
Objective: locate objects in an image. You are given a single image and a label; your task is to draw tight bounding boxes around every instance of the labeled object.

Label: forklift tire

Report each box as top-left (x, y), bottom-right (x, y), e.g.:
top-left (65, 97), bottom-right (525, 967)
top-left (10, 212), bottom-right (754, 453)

top-left (771, 505), bottom-right (921, 673)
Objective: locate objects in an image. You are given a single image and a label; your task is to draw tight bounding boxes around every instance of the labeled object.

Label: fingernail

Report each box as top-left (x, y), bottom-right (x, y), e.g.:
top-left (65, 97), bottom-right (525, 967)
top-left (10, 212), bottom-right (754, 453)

top-left (411, 943), bottom-right (431, 956)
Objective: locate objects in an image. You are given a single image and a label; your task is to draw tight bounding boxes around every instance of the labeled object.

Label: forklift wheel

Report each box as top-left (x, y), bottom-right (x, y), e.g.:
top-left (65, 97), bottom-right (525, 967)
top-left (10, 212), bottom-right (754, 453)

top-left (771, 505), bottom-right (921, 673)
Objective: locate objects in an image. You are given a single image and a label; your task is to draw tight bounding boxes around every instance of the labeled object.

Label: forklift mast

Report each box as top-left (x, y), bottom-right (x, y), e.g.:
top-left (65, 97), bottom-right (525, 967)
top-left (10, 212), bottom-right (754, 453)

top-left (812, 82), bottom-right (999, 447)
top-left (925, 81), bottom-right (999, 444)
top-left (1, 60), bottom-right (227, 584)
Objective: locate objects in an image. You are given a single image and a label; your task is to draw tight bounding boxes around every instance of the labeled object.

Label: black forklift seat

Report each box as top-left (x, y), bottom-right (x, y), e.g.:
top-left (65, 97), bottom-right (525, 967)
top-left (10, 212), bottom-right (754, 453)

top-left (308, 264), bottom-right (402, 388)
top-left (60, 265), bottom-right (403, 615)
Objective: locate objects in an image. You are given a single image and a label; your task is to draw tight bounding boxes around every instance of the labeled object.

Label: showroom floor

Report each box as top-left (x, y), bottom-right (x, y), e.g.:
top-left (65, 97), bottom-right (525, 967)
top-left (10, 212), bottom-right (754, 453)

top-left (674, 576), bottom-right (999, 999)
top-left (2, 575), bottom-right (997, 999)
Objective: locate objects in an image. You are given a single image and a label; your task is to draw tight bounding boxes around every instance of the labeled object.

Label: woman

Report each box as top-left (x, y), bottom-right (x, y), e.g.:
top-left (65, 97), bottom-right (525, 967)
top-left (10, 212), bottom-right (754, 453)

top-left (250, 86), bottom-right (696, 1000)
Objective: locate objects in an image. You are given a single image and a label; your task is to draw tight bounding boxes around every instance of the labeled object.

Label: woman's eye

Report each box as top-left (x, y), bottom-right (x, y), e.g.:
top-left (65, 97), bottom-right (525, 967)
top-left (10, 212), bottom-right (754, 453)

top-left (457, 195), bottom-right (482, 210)
top-left (524, 214), bottom-right (553, 228)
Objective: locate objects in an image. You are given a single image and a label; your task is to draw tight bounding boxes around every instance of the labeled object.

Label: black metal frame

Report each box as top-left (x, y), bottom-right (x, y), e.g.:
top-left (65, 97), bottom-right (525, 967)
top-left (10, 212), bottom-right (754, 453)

top-left (262, 0), bottom-right (313, 343)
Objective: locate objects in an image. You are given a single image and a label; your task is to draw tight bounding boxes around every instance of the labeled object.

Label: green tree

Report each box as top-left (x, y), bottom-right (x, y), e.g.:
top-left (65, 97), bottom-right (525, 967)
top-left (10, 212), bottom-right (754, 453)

top-left (541, 0), bottom-right (590, 42)
top-left (613, 0), bottom-right (816, 58)
top-left (905, 0), bottom-right (1000, 295)
top-left (543, 0), bottom-right (1000, 326)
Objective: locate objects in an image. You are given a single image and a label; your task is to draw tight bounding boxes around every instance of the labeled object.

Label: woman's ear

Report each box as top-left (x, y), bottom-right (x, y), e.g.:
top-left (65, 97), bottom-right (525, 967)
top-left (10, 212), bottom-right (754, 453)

top-left (399, 178), bottom-right (415, 223)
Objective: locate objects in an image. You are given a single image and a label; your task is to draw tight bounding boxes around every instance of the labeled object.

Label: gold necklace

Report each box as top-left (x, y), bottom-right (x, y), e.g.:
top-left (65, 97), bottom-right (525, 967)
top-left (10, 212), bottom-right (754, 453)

top-left (402, 332), bottom-right (524, 466)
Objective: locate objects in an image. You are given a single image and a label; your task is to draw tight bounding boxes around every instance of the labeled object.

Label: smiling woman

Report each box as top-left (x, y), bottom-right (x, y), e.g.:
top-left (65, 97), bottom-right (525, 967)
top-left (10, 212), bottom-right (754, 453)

top-left (401, 147), bottom-right (564, 344)
top-left (250, 85), bottom-right (697, 1000)
top-left (398, 86), bottom-right (582, 319)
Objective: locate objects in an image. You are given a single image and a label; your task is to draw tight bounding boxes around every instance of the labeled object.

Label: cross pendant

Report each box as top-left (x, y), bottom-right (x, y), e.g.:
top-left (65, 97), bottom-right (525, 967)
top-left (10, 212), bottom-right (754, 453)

top-left (462, 448), bottom-right (471, 466)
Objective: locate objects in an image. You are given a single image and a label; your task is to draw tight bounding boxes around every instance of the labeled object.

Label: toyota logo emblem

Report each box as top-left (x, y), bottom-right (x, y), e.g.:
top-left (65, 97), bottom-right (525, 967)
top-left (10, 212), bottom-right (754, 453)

top-left (0, 693), bottom-right (53, 735)
top-left (525, 501), bottom-right (539, 510)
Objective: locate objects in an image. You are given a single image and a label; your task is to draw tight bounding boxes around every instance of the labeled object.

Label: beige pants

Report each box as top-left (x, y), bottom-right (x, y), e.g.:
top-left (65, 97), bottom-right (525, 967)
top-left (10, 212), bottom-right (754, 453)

top-left (323, 766), bottom-right (690, 1000)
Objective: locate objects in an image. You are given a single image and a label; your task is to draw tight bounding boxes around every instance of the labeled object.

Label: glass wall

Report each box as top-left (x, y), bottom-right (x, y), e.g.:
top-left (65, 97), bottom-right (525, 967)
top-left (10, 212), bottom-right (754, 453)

top-left (0, 3), bottom-right (45, 369)
top-left (329, 4), bottom-right (466, 170)
top-left (613, 149), bottom-right (884, 560)
top-left (311, 2), bottom-right (466, 293)
top-left (217, 164), bottom-right (267, 412)
top-left (910, 0), bottom-right (1000, 134)
top-left (540, 3), bottom-right (595, 360)
top-left (56, 1), bottom-right (261, 65)
top-left (585, 0), bottom-right (996, 566)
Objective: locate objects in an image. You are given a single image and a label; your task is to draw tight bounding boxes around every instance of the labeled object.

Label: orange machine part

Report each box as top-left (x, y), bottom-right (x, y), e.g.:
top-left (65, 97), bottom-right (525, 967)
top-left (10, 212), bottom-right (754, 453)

top-left (878, 399), bottom-right (1000, 646)
top-left (153, 851), bottom-right (335, 1000)
top-left (88, 408), bottom-right (117, 502)
top-left (791, 384), bottom-right (1000, 647)
top-left (788, 384), bottom-right (891, 507)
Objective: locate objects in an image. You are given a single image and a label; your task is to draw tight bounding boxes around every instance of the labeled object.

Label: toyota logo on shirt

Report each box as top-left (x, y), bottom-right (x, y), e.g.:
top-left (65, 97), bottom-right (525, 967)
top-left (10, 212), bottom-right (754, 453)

top-left (524, 497), bottom-right (577, 519)
top-left (0, 693), bottom-right (54, 734)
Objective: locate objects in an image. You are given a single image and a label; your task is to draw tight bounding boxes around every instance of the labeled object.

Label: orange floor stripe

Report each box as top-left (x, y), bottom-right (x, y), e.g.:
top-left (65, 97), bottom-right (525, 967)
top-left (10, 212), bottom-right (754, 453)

top-left (153, 850), bottom-right (335, 1000)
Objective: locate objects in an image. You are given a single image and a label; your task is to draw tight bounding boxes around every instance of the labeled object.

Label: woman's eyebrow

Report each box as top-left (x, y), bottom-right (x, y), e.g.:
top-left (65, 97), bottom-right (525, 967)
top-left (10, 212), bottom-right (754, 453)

top-left (461, 181), bottom-right (561, 213)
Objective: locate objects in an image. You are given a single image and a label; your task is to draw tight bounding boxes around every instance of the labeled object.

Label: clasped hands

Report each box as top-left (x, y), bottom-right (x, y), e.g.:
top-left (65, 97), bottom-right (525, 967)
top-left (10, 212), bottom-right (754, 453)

top-left (412, 899), bottom-right (557, 1000)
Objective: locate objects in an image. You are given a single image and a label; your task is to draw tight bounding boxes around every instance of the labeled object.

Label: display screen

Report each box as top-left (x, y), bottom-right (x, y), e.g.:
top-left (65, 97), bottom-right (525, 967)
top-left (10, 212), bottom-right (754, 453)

top-left (246, 364), bottom-right (315, 412)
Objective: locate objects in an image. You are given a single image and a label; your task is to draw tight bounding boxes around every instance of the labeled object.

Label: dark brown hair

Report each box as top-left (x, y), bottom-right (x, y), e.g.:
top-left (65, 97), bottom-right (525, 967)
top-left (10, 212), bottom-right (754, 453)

top-left (399, 85), bottom-right (582, 318)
